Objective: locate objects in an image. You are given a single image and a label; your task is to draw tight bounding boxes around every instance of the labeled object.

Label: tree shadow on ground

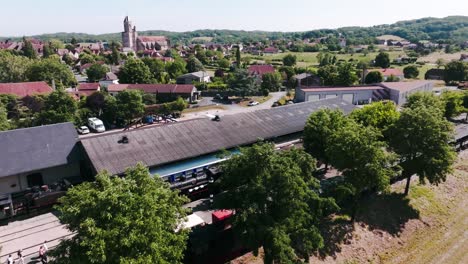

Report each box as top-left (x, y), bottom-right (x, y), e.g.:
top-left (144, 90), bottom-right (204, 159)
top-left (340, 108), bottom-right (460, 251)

top-left (357, 192), bottom-right (420, 236)
top-left (316, 216), bottom-right (355, 260)
top-left (315, 192), bottom-right (420, 260)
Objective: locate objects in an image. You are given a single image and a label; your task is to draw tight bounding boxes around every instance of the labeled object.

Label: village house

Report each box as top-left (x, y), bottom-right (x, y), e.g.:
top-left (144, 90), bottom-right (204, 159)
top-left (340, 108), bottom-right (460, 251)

top-left (107, 84), bottom-right (200, 103)
top-left (0, 82), bottom-right (53, 98)
top-left (248, 65), bottom-right (276, 79)
top-left (176, 71), bottom-right (211, 85)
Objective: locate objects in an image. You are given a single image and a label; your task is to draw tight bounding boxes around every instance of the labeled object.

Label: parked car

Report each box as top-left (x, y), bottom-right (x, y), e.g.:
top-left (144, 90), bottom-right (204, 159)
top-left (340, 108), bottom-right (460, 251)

top-left (248, 101), bottom-right (259, 106)
top-left (77, 126), bottom-right (90, 134)
top-left (88, 117), bottom-right (106, 133)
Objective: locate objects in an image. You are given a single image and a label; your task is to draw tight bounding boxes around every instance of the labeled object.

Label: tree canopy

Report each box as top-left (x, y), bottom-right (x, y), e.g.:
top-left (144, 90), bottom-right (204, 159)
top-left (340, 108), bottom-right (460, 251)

top-left (86, 63), bottom-right (108, 83)
top-left (261, 72), bottom-right (282, 92)
top-left (118, 58), bottom-right (155, 84)
top-left (186, 56), bottom-right (204, 73)
top-left (364, 71), bottom-right (383, 84)
top-left (228, 69), bottom-right (259, 98)
top-left (387, 102), bottom-right (456, 195)
top-left (374, 52), bottom-right (390, 68)
top-left (115, 90), bottom-right (145, 125)
top-left (403, 65), bottom-right (420, 79)
top-left (0, 51), bottom-right (32, 83)
top-left (37, 89), bottom-right (77, 125)
top-left (282, 54), bottom-right (297, 66)
top-left (215, 143), bottom-right (338, 263)
top-left (444, 61), bottom-right (468, 84)
top-left (26, 58), bottom-right (77, 88)
top-left (303, 109), bottom-right (349, 169)
top-left (350, 101), bottom-right (400, 133)
top-left (51, 163), bottom-right (189, 264)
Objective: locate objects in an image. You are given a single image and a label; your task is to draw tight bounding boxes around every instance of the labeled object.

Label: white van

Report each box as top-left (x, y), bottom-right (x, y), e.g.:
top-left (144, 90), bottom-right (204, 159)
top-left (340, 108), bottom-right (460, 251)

top-left (88, 117), bottom-right (106, 133)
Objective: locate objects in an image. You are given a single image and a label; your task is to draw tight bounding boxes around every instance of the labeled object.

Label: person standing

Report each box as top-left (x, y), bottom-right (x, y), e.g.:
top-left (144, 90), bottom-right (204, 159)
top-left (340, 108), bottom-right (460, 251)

top-left (16, 252), bottom-right (25, 264)
top-left (6, 254), bottom-right (13, 264)
top-left (42, 241), bottom-right (48, 252)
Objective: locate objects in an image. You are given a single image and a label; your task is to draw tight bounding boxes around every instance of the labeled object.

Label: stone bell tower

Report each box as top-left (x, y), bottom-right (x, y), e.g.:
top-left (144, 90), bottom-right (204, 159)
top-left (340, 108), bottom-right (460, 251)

top-left (122, 16), bottom-right (138, 51)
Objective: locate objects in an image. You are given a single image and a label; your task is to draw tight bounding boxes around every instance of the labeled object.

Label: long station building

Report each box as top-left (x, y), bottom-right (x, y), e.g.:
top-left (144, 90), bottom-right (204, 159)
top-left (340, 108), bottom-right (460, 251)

top-left (80, 98), bottom-right (356, 191)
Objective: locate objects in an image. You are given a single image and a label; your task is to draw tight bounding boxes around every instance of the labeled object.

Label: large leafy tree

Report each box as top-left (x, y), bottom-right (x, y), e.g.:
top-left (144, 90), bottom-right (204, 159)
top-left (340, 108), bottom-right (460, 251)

top-left (228, 69), bottom-right (259, 98)
top-left (217, 58), bottom-right (230, 69)
top-left (326, 119), bottom-right (397, 219)
top-left (317, 65), bottom-right (338, 86)
top-left (215, 143), bottom-right (338, 263)
top-left (282, 54), bottom-right (297, 66)
top-left (37, 89), bottom-right (77, 124)
top-left (86, 63), bottom-right (108, 82)
top-left (388, 104), bottom-right (456, 195)
top-left (51, 163), bottom-right (189, 264)
top-left (142, 58), bottom-right (167, 83)
top-left (115, 89), bottom-right (145, 125)
top-left (444, 61), bottom-right (468, 84)
top-left (166, 59), bottom-right (187, 79)
top-left (26, 58), bottom-right (77, 88)
top-left (303, 109), bottom-right (349, 169)
top-left (21, 37), bottom-right (37, 59)
top-left (335, 62), bottom-right (359, 86)
top-left (403, 65), bottom-right (419, 79)
top-left (350, 101), bottom-right (400, 133)
top-left (261, 72), bottom-right (282, 92)
top-left (364, 71), bottom-right (383, 84)
top-left (404, 91), bottom-right (444, 112)
top-left (374, 52), bottom-right (390, 68)
top-left (118, 59), bottom-right (154, 84)
top-left (0, 51), bottom-right (32, 82)
top-left (186, 56), bottom-right (204, 73)
top-left (441, 91), bottom-right (463, 119)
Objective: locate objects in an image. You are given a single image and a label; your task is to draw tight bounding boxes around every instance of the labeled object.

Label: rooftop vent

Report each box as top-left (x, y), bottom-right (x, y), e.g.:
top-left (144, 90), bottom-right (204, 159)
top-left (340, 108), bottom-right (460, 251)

top-left (118, 135), bottom-right (129, 144)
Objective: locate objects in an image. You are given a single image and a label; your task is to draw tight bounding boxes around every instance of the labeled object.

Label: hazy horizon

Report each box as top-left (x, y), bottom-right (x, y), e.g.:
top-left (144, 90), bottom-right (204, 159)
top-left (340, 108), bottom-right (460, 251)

top-left (1, 0), bottom-right (467, 37)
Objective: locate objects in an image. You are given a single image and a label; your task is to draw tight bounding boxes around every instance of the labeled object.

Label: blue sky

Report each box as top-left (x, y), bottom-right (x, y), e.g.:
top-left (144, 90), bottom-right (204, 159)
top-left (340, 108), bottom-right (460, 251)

top-left (1, 0), bottom-right (467, 36)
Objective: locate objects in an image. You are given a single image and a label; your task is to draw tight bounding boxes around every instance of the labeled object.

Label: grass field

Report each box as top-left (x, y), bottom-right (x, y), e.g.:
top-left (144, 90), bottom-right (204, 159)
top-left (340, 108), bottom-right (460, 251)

top-left (244, 51), bottom-right (407, 68)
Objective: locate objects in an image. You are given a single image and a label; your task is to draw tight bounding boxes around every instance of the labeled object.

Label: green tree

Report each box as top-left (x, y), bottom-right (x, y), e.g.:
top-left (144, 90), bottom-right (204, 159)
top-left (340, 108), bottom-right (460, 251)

top-left (228, 69), bottom-right (259, 98)
top-left (404, 91), bottom-right (445, 112)
top-left (21, 37), bottom-right (37, 59)
top-left (374, 52), bottom-right (390, 68)
top-left (26, 58), bottom-right (77, 88)
top-left (303, 109), bottom-right (349, 169)
top-left (51, 163), bottom-right (189, 264)
top-left (79, 53), bottom-right (96, 65)
top-left (282, 54), bottom-right (297, 66)
top-left (335, 62), bottom-right (359, 86)
top-left (142, 58), bottom-right (167, 83)
top-left (37, 89), bottom-right (77, 124)
top-left (364, 71), bottom-right (383, 84)
top-left (435, 58), bottom-right (445, 69)
top-left (317, 65), bottom-right (338, 85)
top-left (216, 143), bottom-right (338, 263)
top-left (70, 37), bottom-right (77, 45)
top-left (0, 104), bottom-right (10, 131)
top-left (0, 51), bottom-right (32, 82)
top-left (388, 105), bottom-right (456, 195)
top-left (441, 91), bottom-right (463, 119)
top-left (326, 120), bottom-right (396, 219)
top-left (86, 63), bottom-right (108, 82)
top-left (261, 72), bottom-right (282, 92)
top-left (49, 39), bottom-right (65, 50)
top-left (385, 74), bottom-right (400, 82)
top-left (42, 44), bottom-right (54, 58)
top-left (236, 46), bottom-right (241, 68)
top-left (444, 61), bottom-right (468, 85)
top-left (317, 52), bottom-right (336, 66)
top-left (217, 58), bottom-right (230, 69)
top-left (118, 59), bottom-right (155, 84)
top-left (350, 101), bottom-right (400, 133)
top-left (85, 91), bottom-right (107, 116)
top-left (403, 65), bottom-right (420, 79)
top-left (166, 59), bottom-right (187, 79)
top-left (110, 42), bottom-right (121, 65)
top-left (115, 89), bottom-right (145, 125)
top-left (186, 56), bottom-right (204, 73)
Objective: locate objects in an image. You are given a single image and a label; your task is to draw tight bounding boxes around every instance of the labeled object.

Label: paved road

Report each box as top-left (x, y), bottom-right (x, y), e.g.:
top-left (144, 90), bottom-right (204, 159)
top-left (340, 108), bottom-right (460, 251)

top-left (180, 91), bottom-right (286, 121)
top-left (0, 213), bottom-right (72, 263)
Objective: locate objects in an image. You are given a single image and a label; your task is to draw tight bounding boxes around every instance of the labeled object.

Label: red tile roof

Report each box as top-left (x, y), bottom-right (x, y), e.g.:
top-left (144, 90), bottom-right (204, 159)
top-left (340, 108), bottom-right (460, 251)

top-left (137, 36), bottom-right (168, 42)
top-left (78, 83), bottom-right (100, 91)
top-left (301, 85), bottom-right (383, 92)
top-left (374, 68), bottom-right (404, 77)
top-left (248, 65), bottom-right (275, 77)
top-left (107, 84), bottom-right (195, 94)
top-left (0, 82), bottom-right (53, 97)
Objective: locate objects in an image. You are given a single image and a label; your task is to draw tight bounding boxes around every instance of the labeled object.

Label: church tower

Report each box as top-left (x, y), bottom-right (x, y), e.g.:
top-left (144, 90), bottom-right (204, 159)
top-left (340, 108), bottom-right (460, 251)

top-left (122, 16), bottom-right (137, 51)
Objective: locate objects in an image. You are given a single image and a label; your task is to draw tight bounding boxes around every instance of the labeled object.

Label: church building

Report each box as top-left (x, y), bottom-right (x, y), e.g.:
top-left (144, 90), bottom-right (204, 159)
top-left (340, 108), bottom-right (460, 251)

top-left (121, 16), bottom-right (170, 52)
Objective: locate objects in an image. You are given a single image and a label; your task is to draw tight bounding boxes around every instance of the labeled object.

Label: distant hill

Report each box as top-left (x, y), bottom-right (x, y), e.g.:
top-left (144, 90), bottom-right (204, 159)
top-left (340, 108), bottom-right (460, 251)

top-left (0, 16), bottom-right (466, 45)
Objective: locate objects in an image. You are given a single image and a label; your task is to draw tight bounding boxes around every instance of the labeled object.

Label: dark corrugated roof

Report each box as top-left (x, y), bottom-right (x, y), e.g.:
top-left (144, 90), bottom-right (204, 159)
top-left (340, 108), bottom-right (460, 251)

top-left (81, 98), bottom-right (356, 175)
top-left (0, 122), bottom-right (79, 178)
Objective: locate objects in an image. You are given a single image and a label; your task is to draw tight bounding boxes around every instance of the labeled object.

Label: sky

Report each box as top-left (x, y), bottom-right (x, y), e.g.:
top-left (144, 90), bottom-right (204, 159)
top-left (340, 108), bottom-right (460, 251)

top-left (1, 0), bottom-right (467, 36)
